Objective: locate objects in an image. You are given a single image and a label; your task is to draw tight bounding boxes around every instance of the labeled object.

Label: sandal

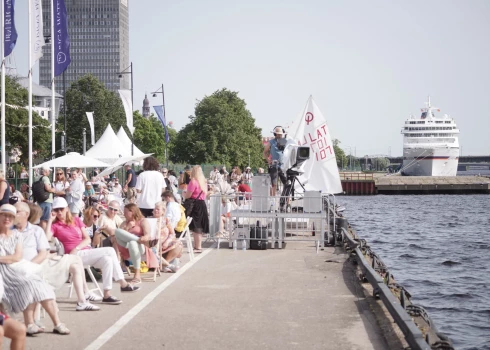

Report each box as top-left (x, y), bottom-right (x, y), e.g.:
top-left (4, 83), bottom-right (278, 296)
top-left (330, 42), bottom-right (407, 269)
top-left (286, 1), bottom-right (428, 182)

top-left (130, 278), bottom-right (142, 285)
top-left (193, 248), bottom-right (202, 253)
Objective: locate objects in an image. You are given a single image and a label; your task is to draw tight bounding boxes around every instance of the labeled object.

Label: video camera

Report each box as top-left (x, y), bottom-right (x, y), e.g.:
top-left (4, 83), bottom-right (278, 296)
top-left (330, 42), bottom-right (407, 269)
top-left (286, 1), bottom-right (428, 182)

top-left (281, 140), bottom-right (310, 173)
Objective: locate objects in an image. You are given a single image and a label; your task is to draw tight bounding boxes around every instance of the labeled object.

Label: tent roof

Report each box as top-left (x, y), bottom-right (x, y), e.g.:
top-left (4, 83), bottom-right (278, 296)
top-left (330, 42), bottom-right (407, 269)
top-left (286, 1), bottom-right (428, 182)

top-left (85, 124), bottom-right (130, 162)
top-left (116, 127), bottom-right (144, 156)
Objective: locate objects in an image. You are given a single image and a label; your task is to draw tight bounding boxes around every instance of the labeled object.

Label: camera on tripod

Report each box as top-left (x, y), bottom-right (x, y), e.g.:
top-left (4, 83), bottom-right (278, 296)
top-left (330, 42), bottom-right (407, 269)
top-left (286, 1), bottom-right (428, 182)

top-left (281, 143), bottom-right (310, 174)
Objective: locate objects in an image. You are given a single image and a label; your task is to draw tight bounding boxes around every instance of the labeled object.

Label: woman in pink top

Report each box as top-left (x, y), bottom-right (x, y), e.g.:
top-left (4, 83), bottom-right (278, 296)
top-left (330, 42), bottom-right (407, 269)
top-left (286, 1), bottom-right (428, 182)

top-left (183, 165), bottom-right (209, 253)
top-left (45, 197), bottom-right (140, 305)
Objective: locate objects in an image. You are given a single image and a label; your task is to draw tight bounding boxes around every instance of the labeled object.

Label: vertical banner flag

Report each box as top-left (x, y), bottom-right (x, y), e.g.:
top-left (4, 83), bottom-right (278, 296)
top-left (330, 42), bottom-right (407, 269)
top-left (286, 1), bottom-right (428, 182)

top-left (85, 112), bottom-right (95, 145)
top-left (153, 105), bottom-right (170, 143)
top-left (30, 0), bottom-right (44, 67)
top-left (289, 96), bottom-right (343, 194)
top-left (4, 0), bottom-right (18, 57)
top-left (53, 0), bottom-right (70, 76)
top-left (118, 89), bottom-right (134, 134)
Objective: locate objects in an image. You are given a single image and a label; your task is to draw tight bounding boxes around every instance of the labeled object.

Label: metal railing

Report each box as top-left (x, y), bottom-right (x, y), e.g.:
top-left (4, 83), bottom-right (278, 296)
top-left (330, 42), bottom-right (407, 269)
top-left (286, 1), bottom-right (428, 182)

top-left (342, 228), bottom-right (454, 350)
top-left (339, 172), bottom-right (374, 181)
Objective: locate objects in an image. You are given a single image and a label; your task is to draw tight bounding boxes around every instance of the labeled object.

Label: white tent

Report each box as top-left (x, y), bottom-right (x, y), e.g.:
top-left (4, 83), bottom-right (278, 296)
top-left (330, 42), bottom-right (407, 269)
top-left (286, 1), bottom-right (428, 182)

top-left (116, 127), bottom-right (144, 156)
top-left (34, 152), bottom-right (110, 169)
top-left (85, 124), bottom-right (130, 163)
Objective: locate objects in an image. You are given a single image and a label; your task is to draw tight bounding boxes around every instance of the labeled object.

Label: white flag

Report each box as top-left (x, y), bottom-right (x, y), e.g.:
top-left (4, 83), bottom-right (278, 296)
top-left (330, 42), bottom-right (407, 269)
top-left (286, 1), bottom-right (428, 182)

top-left (118, 89), bottom-right (134, 134)
top-left (289, 96), bottom-right (343, 194)
top-left (85, 112), bottom-right (95, 145)
top-left (30, 0), bottom-right (44, 68)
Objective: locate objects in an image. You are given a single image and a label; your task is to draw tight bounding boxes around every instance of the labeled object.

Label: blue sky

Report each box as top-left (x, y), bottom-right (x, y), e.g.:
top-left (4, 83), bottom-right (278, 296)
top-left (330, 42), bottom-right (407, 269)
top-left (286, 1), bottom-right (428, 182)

top-left (10, 0), bottom-right (490, 156)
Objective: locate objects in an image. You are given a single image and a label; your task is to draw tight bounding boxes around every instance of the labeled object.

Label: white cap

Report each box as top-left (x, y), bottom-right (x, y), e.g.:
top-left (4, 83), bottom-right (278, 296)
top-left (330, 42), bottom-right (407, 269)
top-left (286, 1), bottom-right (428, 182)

top-left (52, 197), bottom-right (68, 209)
top-left (0, 204), bottom-right (16, 216)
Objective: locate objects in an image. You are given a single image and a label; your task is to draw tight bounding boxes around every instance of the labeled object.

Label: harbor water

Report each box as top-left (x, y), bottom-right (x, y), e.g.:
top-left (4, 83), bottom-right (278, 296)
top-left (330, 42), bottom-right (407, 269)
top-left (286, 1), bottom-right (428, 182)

top-left (338, 195), bottom-right (490, 350)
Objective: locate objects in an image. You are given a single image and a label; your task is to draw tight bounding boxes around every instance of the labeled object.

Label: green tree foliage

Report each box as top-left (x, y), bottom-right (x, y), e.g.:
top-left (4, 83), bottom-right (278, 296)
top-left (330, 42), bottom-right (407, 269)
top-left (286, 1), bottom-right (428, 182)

top-left (2, 76), bottom-right (50, 164)
top-left (60, 75), bottom-right (126, 153)
top-left (133, 111), bottom-right (168, 162)
top-left (172, 88), bottom-right (263, 169)
top-left (333, 139), bottom-right (347, 170)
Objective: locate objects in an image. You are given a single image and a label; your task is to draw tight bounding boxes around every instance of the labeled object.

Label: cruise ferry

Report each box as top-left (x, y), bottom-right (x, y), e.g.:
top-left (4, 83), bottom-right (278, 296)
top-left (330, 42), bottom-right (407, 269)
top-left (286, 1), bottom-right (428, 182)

top-left (400, 97), bottom-right (460, 176)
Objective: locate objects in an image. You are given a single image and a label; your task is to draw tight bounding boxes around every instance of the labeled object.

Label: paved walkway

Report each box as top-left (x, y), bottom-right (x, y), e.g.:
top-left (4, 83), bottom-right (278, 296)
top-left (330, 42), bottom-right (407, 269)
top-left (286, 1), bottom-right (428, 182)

top-left (5, 243), bottom-right (390, 350)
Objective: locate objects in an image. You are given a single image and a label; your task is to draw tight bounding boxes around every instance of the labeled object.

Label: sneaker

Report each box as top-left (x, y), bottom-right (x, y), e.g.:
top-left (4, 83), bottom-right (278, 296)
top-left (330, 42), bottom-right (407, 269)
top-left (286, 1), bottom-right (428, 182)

top-left (53, 323), bottom-right (70, 335)
top-left (163, 266), bottom-right (172, 273)
top-left (102, 296), bottom-right (122, 305)
top-left (167, 264), bottom-right (180, 273)
top-left (85, 292), bottom-right (103, 302)
top-left (120, 284), bottom-right (140, 293)
top-left (26, 323), bottom-right (44, 336)
top-left (76, 301), bottom-right (101, 311)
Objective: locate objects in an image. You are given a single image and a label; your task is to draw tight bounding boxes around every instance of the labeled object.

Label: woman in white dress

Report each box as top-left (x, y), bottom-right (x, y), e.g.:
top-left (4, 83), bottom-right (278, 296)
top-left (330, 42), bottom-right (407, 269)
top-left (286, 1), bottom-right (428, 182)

top-left (53, 168), bottom-right (70, 198)
top-left (0, 204), bottom-right (70, 335)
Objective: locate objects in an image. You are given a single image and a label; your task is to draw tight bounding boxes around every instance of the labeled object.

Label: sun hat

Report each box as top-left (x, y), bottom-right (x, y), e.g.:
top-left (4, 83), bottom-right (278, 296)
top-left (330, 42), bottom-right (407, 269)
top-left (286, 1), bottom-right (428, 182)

top-left (246, 166), bottom-right (251, 170)
top-left (0, 204), bottom-right (16, 216)
top-left (52, 197), bottom-right (68, 209)
top-left (272, 126), bottom-right (284, 135)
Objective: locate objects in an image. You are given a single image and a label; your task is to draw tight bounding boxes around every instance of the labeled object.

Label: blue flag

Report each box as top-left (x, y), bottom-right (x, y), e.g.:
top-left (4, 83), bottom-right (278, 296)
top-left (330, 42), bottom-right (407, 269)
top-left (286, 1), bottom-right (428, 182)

top-left (153, 105), bottom-right (170, 143)
top-left (53, 0), bottom-right (71, 76)
top-left (3, 0), bottom-right (18, 57)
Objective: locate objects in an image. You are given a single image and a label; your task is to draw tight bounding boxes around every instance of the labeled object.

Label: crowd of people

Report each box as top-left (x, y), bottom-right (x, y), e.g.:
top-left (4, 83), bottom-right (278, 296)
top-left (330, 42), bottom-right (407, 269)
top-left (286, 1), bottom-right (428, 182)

top-left (0, 154), bottom-right (264, 344)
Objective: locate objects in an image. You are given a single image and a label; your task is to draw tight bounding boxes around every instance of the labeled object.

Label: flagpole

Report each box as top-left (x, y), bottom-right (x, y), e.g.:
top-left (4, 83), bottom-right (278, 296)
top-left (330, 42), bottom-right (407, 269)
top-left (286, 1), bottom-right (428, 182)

top-left (28, 0), bottom-right (33, 188)
top-left (50, 0), bottom-right (55, 163)
top-left (0, 0), bottom-right (6, 175)
top-left (161, 84), bottom-right (168, 168)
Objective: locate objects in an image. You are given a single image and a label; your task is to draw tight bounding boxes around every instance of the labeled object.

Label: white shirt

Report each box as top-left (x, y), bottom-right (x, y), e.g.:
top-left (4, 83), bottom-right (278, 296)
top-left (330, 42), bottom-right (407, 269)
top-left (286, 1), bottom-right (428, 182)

top-left (135, 170), bottom-right (167, 209)
top-left (166, 201), bottom-right (181, 229)
top-left (20, 223), bottom-right (50, 262)
top-left (68, 178), bottom-right (84, 209)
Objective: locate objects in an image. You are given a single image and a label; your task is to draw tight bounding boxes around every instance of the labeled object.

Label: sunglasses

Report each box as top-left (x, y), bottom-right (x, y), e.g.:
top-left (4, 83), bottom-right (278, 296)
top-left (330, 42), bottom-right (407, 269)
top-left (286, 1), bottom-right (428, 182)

top-left (56, 173), bottom-right (63, 175)
top-left (93, 215), bottom-right (99, 219)
top-left (53, 208), bottom-right (64, 212)
top-left (108, 207), bottom-right (118, 212)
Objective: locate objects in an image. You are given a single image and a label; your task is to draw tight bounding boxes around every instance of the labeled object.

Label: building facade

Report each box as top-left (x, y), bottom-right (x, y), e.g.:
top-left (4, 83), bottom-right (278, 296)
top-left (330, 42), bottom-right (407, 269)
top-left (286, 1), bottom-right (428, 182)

top-left (39, 0), bottom-right (130, 94)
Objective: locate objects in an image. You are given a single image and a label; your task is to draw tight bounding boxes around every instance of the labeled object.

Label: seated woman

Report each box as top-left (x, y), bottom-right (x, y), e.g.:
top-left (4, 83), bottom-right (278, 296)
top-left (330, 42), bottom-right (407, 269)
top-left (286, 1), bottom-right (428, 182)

top-left (105, 204), bottom-right (159, 284)
top-left (0, 204), bottom-right (70, 336)
top-left (153, 202), bottom-right (183, 272)
top-left (45, 197), bottom-right (140, 305)
top-left (82, 206), bottom-right (100, 241)
top-left (15, 202), bottom-right (100, 312)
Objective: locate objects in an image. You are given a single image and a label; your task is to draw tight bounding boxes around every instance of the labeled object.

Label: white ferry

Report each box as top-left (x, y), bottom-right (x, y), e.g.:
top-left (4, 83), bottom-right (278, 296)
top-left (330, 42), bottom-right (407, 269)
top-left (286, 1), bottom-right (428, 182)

top-left (400, 97), bottom-right (460, 176)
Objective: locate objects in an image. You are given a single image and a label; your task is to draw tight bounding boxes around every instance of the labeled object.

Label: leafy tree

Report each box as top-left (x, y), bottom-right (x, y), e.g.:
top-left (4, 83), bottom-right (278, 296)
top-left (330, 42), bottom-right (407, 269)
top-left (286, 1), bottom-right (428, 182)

top-left (60, 75), bottom-right (126, 153)
top-left (333, 139), bottom-right (347, 170)
top-left (2, 76), bottom-right (51, 164)
top-left (373, 157), bottom-right (390, 171)
top-left (171, 88), bottom-right (263, 169)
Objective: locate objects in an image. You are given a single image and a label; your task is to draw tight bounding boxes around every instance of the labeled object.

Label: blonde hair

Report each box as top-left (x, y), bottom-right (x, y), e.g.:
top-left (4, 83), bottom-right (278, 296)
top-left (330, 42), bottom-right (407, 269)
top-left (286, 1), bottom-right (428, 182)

top-left (190, 165), bottom-right (207, 193)
top-left (54, 208), bottom-right (74, 226)
top-left (124, 203), bottom-right (144, 221)
top-left (83, 207), bottom-right (100, 225)
top-left (27, 203), bottom-right (42, 225)
top-left (154, 201), bottom-right (167, 216)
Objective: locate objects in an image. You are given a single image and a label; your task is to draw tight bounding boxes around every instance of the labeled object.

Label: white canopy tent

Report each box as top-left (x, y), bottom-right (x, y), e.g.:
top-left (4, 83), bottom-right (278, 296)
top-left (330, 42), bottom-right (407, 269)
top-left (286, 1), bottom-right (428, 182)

top-left (116, 127), bottom-right (144, 156)
top-left (85, 124), bottom-right (130, 163)
top-left (33, 152), bottom-right (110, 169)
top-left (98, 153), bottom-right (153, 177)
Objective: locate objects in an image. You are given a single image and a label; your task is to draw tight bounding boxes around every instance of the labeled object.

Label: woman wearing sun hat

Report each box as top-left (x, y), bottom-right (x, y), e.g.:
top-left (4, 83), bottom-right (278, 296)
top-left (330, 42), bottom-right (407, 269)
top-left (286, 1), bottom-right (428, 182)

top-left (0, 204), bottom-right (70, 335)
top-left (45, 197), bottom-right (140, 305)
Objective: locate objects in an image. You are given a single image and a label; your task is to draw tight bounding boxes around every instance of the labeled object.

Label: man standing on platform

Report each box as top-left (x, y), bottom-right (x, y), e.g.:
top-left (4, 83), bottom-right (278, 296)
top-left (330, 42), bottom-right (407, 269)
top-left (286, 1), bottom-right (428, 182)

top-left (263, 126), bottom-right (287, 196)
top-left (124, 164), bottom-right (137, 204)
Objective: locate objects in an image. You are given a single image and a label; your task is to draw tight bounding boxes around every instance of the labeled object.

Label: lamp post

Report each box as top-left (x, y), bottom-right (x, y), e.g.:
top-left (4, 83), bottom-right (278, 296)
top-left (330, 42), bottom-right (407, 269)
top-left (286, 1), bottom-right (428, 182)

top-left (118, 62), bottom-right (134, 155)
top-left (151, 84), bottom-right (168, 168)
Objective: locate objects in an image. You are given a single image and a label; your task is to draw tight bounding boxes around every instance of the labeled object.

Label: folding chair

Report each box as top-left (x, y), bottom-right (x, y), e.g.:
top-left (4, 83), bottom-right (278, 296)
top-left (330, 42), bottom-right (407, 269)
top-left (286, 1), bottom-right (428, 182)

top-left (178, 217), bottom-right (194, 261)
top-left (52, 238), bottom-right (103, 299)
top-left (141, 218), bottom-right (162, 282)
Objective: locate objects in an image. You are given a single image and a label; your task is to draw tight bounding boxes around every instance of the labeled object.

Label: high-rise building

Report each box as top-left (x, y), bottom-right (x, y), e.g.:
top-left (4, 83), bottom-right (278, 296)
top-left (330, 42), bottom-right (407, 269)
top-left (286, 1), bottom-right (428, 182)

top-left (39, 0), bottom-right (130, 94)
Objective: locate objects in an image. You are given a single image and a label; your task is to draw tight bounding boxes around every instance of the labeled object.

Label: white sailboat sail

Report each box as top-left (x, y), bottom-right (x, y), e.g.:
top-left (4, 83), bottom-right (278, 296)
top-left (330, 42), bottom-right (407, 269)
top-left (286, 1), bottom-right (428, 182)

top-left (289, 96), bottom-right (343, 194)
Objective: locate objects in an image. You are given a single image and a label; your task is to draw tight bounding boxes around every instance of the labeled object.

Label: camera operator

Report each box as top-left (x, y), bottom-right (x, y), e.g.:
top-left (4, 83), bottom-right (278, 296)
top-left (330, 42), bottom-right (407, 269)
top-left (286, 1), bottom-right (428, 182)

top-left (263, 126), bottom-right (288, 196)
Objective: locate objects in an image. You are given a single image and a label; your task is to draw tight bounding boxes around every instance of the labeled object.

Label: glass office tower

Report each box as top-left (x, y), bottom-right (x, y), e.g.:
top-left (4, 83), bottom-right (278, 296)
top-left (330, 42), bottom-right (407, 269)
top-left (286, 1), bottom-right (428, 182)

top-left (39, 0), bottom-right (130, 94)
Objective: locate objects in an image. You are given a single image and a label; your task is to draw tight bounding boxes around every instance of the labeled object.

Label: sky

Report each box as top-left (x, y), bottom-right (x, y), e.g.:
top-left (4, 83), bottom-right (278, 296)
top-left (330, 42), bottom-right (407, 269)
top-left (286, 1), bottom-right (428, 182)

top-left (10, 0), bottom-right (490, 157)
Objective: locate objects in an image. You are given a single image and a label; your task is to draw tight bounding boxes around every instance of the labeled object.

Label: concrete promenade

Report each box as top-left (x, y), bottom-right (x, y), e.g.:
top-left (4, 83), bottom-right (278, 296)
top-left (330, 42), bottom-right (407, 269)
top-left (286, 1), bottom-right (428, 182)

top-left (5, 243), bottom-right (394, 350)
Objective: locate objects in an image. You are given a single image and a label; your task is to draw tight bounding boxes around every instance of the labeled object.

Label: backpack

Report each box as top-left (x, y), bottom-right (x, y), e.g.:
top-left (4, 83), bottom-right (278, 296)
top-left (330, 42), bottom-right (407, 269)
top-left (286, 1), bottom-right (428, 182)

top-left (175, 204), bottom-right (187, 233)
top-left (32, 176), bottom-right (51, 203)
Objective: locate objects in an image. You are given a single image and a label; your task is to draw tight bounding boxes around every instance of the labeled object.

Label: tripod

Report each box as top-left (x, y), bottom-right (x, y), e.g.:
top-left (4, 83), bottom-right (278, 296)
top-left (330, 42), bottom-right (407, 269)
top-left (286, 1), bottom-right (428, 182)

top-left (280, 169), bottom-right (306, 212)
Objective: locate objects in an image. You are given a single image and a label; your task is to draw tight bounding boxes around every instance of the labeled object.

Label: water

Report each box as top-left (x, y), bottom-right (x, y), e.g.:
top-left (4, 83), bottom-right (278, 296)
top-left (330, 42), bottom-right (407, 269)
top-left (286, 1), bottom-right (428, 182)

top-left (338, 195), bottom-right (490, 350)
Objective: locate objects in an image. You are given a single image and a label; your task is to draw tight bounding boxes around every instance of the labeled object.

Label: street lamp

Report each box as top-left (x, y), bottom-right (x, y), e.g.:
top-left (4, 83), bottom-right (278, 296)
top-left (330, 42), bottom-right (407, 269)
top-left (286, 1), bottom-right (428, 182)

top-left (151, 84), bottom-right (168, 167)
top-left (118, 62), bottom-right (134, 155)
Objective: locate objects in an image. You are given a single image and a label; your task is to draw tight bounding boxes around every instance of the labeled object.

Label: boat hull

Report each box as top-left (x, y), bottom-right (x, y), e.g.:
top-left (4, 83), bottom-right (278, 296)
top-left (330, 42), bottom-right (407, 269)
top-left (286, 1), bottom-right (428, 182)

top-left (402, 147), bottom-right (459, 176)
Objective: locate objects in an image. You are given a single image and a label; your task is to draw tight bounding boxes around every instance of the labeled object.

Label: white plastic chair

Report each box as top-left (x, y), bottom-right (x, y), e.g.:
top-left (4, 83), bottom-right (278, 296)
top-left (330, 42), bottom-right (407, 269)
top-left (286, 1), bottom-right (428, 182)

top-left (178, 217), bottom-right (194, 261)
top-left (52, 238), bottom-right (103, 298)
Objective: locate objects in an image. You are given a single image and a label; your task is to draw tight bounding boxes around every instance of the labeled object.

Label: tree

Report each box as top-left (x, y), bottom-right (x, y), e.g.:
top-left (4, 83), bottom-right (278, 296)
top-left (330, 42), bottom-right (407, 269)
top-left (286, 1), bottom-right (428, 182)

top-left (171, 88), bottom-right (263, 169)
top-left (2, 76), bottom-right (51, 164)
top-left (333, 139), bottom-right (347, 170)
top-left (60, 75), bottom-right (126, 153)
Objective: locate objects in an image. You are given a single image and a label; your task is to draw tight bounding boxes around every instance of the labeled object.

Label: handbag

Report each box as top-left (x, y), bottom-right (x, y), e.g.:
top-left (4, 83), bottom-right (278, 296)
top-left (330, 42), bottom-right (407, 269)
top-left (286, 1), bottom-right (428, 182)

top-left (183, 190), bottom-right (203, 217)
top-left (11, 259), bottom-right (43, 277)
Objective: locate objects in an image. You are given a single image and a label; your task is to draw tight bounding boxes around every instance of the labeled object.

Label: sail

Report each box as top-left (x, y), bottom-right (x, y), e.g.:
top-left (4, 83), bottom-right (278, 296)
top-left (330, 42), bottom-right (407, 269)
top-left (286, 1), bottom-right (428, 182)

top-left (289, 96), bottom-right (343, 194)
